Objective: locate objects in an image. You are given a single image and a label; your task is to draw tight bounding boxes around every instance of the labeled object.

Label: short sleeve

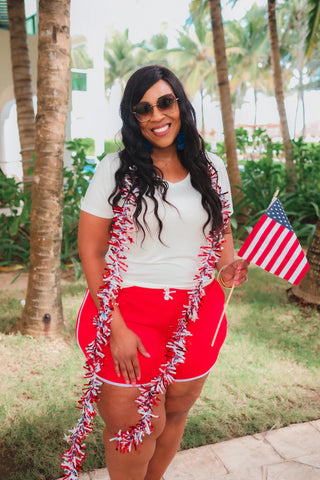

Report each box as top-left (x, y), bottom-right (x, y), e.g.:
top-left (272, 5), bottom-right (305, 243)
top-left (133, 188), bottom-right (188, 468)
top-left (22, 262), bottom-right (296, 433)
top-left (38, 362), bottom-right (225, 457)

top-left (80, 153), bottom-right (121, 218)
top-left (207, 152), bottom-right (234, 215)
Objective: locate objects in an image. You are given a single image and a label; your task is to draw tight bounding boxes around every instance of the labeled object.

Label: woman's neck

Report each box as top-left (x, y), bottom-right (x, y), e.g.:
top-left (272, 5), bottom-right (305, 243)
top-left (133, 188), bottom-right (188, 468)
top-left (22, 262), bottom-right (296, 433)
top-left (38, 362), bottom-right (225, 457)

top-left (151, 144), bottom-right (178, 166)
top-left (151, 147), bottom-right (187, 183)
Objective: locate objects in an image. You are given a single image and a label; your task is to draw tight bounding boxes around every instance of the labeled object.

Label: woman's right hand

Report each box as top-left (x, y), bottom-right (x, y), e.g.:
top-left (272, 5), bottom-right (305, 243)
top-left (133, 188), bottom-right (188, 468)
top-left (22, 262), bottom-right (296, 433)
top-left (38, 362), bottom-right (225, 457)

top-left (109, 318), bottom-right (150, 385)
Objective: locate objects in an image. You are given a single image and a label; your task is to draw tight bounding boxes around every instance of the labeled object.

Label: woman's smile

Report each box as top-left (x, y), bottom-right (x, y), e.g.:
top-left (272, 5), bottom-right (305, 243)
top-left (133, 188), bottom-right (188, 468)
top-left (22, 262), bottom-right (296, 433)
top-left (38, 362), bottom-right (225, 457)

top-left (138, 80), bottom-right (181, 150)
top-left (151, 123), bottom-right (171, 136)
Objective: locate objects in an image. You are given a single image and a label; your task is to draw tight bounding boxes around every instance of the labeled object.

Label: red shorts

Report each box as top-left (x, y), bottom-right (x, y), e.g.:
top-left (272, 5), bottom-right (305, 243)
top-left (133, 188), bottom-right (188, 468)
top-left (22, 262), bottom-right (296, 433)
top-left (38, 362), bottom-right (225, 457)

top-left (76, 279), bottom-right (227, 386)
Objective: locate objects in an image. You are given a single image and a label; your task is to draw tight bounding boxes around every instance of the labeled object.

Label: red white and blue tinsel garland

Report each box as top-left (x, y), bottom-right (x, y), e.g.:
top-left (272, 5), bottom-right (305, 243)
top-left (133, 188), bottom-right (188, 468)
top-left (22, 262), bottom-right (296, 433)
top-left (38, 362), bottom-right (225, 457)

top-left (61, 165), bottom-right (230, 478)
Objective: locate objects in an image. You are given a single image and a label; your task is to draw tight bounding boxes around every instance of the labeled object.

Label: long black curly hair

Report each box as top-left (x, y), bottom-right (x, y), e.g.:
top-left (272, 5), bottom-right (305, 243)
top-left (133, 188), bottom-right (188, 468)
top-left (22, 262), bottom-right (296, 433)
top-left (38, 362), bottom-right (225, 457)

top-left (109, 65), bottom-right (223, 241)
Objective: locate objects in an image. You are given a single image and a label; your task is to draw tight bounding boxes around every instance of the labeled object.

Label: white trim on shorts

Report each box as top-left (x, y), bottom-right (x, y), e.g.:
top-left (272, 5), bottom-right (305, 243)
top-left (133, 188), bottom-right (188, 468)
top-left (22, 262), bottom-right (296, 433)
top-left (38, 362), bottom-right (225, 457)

top-left (76, 289), bottom-right (215, 388)
top-left (95, 365), bottom-right (215, 388)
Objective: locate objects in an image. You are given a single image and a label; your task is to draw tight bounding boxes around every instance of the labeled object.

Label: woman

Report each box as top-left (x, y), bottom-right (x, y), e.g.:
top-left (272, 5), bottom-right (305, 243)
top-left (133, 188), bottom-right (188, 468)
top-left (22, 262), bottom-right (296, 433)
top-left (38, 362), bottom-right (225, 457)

top-left (63, 65), bottom-right (249, 480)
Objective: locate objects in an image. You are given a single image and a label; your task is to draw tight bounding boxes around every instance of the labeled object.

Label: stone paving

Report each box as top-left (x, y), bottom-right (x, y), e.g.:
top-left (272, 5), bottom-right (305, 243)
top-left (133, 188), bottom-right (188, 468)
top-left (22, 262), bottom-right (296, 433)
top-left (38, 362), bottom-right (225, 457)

top-left (58, 420), bottom-right (320, 480)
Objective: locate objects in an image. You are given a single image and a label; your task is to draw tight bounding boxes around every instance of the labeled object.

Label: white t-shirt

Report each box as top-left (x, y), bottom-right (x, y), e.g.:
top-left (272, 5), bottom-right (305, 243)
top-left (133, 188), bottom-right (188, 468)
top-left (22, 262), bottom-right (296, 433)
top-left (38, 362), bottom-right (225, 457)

top-left (81, 152), bottom-right (233, 289)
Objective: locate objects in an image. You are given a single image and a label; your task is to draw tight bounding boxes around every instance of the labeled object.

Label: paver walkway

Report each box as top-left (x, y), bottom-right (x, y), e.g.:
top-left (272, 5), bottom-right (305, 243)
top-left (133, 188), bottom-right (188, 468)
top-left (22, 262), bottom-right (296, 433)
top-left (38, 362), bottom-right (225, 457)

top-left (58, 420), bottom-right (320, 480)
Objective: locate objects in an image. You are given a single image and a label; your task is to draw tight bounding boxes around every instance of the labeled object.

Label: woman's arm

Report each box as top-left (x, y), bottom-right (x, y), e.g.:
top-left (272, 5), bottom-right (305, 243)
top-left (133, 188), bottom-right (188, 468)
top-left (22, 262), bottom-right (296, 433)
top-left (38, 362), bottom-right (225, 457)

top-left (78, 211), bottom-right (112, 307)
top-left (78, 210), bottom-right (150, 385)
top-left (216, 220), bottom-right (249, 288)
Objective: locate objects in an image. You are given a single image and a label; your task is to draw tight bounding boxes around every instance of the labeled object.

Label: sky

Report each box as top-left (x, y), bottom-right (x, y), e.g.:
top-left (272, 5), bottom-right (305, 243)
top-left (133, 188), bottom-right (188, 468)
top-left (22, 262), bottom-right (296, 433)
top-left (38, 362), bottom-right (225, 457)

top-left (69, 0), bottom-right (263, 43)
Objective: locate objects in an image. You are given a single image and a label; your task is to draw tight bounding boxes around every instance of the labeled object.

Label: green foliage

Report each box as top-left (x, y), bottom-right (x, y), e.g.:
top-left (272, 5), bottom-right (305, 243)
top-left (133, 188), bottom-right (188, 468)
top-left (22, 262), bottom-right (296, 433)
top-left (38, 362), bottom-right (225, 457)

top-left (305, 0), bottom-right (320, 59)
top-left (62, 139), bottom-right (95, 277)
top-left (281, 138), bottom-right (320, 244)
top-left (0, 139), bottom-right (95, 275)
top-left (104, 29), bottom-right (146, 93)
top-left (104, 139), bottom-right (123, 154)
top-left (237, 128), bottom-right (287, 209)
top-left (0, 172), bottom-right (31, 267)
top-left (167, 14), bottom-right (215, 99)
top-left (230, 128), bottom-right (319, 245)
top-left (77, 137), bottom-right (95, 155)
top-left (71, 43), bottom-right (93, 69)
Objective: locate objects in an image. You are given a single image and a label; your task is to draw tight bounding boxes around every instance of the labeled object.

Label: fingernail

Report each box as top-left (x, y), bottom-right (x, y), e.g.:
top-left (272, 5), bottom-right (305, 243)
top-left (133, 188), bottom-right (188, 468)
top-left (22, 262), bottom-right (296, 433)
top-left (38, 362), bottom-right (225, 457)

top-left (125, 380), bottom-right (130, 384)
top-left (131, 381), bottom-right (136, 386)
top-left (137, 376), bottom-right (141, 381)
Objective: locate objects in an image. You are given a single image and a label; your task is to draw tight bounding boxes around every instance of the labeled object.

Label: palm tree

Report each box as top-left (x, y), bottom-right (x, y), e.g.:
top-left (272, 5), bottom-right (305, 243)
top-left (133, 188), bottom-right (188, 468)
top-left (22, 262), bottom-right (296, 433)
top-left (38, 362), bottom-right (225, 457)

top-left (141, 33), bottom-right (169, 52)
top-left (277, 0), bottom-right (317, 138)
top-left (7, 0), bottom-right (35, 188)
top-left (305, 0), bottom-right (320, 59)
top-left (267, 0), bottom-right (297, 190)
top-left (225, 4), bottom-right (270, 125)
top-left (288, 0), bottom-right (320, 306)
top-left (71, 38), bottom-right (93, 69)
top-left (18, 0), bottom-right (71, 337)
top-left (138, 33), bottom-right (170, 70)
top-left (289, 215), bottom-right (320, 305)
top-left (167, 14), bottom-right (216, 137)
top-left (104, 29), bottom-right (145, 95)
top-left (207, 0), bottom-right (243, 203)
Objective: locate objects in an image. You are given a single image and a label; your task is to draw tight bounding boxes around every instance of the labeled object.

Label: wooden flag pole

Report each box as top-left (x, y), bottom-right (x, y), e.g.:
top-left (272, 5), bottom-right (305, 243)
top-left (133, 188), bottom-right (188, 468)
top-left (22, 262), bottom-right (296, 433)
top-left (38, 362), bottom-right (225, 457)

top-left (211, 282), bottom-right (235, 347)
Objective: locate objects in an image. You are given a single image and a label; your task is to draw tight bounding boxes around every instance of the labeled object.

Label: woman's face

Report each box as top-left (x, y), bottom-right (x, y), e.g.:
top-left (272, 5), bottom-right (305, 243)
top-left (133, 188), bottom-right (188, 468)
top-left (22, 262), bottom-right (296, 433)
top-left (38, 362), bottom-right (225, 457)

top-left (135, 80), bottom-right (181, 151)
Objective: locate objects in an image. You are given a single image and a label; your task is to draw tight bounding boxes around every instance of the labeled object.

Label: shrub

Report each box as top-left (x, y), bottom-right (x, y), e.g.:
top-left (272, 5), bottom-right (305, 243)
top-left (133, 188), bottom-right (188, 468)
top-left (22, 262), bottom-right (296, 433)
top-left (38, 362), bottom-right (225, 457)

top-left (62, 139), bottom-right (95, 277)
top-left (226, 128), bottom-right (318, 245)
top-left (104, 139), bottom-right (123, 154)
top-left (0, 139), bottom-right (95, 275)
top-left (0, 172), bottom-right (31, 267)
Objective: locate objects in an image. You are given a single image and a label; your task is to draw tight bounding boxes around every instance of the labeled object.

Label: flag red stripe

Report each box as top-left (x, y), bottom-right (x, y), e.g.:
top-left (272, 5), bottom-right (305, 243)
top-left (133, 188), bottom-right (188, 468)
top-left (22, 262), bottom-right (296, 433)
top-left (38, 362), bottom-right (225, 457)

top-left (254, 224), bottom-right (285, 266)
top-left (240, 217), bottom-right (274, 261)
top-left (273, 238), bottom-right (300, 277)
top-left (264, 230), bottom-right (293, 271)
top-left (284, 249), bottom-right (307, 283)
top-left (292, 261), bottom-right (310, 286)
top-left (238, 215), bottom-right (268, 258)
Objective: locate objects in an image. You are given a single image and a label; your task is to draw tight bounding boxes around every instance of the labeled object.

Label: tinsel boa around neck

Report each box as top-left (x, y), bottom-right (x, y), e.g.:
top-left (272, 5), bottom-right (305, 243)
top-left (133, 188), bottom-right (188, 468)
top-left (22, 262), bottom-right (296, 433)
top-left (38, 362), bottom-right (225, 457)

top-left (61, 165), bottom-right (231, 479)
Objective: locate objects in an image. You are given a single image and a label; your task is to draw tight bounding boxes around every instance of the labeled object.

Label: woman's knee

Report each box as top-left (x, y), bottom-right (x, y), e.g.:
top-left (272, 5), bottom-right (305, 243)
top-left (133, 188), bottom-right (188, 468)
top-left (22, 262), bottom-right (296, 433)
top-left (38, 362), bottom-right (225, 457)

top-left (165, 376), bottom-right (208, 417)
top-left (103, 412), bottom-right (166, 448)
top-left (98, 383), bottom-right (166, 441)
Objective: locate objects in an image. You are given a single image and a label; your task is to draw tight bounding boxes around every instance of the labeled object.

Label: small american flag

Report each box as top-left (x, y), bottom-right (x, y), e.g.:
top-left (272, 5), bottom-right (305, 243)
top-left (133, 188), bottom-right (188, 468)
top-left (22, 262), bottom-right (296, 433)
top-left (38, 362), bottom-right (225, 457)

top-left (238, 197), bottom-right (310, 285)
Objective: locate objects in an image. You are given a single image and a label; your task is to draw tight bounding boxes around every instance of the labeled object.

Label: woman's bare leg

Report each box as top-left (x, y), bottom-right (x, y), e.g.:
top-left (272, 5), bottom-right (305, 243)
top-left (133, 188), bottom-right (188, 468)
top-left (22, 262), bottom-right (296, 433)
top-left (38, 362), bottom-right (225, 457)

top-left (97, 382), bottom-right (166, 480)
top-left (144, 375), bottom-right (208, 480)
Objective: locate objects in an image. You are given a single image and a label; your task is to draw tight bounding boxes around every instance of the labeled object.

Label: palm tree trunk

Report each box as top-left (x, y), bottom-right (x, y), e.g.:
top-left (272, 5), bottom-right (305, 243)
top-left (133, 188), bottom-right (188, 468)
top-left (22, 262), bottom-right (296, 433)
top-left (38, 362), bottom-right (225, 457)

top-left (208, 0), bottom-right (243, 204)
top-left (267, 0), bottom-right (297, 191)
top-left (7, 0), bottom-right (35, 188)
top-left (19, 0), bottom-right (71, 337)
top-left (289, 215), bottom-right (320, 305)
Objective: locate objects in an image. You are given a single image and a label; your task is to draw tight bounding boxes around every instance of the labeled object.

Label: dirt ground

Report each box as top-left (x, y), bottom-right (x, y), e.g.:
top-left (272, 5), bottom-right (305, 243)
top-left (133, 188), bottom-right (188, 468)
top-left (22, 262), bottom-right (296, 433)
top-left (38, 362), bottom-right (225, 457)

top-left (0, 268), bottom-right (76, 291)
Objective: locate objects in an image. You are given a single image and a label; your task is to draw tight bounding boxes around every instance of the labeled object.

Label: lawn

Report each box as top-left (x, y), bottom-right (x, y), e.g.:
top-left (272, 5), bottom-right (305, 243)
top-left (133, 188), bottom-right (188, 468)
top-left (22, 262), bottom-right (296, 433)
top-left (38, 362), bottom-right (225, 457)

top-left (0, 266), bottom-right (319, 480)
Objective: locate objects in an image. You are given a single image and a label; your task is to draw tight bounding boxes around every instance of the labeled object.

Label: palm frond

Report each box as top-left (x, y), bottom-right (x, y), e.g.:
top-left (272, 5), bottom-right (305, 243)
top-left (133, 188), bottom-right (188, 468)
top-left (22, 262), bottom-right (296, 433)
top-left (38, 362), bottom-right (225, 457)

top-left (306, 0), bottom-right (320, 59)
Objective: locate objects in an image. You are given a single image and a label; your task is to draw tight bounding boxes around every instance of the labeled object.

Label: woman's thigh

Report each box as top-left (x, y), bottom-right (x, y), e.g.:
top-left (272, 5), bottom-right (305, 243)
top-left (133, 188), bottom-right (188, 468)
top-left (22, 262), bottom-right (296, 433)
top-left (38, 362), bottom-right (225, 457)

top-left (97, 382), bottom-right (166, 435)
top-left (165, 374), bottom-right (209, 415)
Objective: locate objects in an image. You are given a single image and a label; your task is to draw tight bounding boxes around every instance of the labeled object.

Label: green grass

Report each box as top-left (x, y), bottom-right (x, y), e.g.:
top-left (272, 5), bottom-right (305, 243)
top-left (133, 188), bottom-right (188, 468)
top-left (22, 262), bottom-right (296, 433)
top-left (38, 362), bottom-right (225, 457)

top-left (183, 267), bottom-right (320, 448)
top-left (0, 267), bottom-right (319, 480)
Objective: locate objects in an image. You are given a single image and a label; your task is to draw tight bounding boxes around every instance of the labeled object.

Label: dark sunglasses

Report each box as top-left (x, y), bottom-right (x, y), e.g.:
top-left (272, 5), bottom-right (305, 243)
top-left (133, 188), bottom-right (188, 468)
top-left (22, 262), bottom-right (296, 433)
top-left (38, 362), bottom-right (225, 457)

top-left (133, 93), bottom-right (179, 122)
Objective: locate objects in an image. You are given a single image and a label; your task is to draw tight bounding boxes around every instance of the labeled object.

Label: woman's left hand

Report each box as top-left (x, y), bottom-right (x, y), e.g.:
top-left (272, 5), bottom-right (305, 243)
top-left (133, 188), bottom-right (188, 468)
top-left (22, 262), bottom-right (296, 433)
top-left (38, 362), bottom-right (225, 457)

top-left (218, 259), bottom-right (250, 288)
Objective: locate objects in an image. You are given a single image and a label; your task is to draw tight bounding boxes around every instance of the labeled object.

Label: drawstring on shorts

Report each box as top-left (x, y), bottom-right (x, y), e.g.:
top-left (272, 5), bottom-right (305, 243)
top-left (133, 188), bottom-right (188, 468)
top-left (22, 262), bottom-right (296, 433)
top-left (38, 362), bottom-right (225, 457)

top-left (163, 287), bottom-right (176, 300)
